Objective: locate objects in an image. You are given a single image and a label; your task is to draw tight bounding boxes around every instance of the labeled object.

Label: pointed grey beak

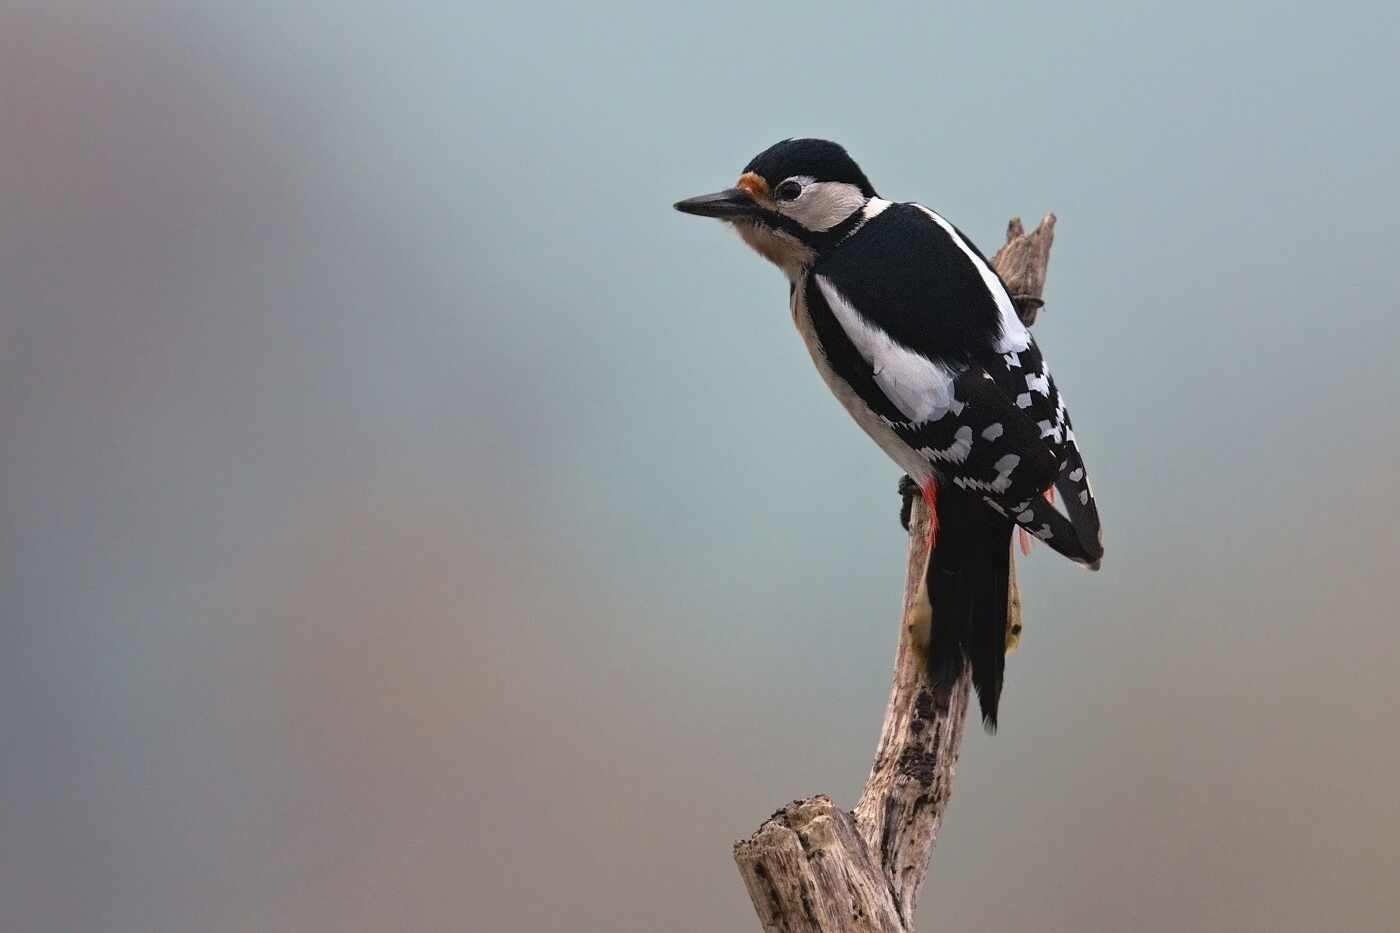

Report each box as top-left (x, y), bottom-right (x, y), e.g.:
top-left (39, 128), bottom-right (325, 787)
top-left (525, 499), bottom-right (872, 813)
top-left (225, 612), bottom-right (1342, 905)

top-left (674, 187), bottom-right (762, 219)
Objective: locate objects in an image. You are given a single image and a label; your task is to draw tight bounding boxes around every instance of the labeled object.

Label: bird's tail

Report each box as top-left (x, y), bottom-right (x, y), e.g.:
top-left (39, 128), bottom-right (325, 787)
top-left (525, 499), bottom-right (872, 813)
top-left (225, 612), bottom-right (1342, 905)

top-left (922, 485), bottom-right (1015, 732)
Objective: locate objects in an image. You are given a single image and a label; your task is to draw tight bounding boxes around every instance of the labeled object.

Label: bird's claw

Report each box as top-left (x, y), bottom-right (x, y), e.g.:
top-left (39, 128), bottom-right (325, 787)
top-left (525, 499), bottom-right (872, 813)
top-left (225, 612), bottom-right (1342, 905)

top-left (898, 474), bottom-right (918, 531)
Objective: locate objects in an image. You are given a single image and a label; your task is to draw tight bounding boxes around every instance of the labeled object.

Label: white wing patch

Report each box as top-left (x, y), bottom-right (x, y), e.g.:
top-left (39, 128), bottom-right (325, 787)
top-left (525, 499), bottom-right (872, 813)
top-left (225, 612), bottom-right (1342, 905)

top-left (815, 275), bottom-right (958, 424)
top-left (912, 204), bottom-right (1030, 355)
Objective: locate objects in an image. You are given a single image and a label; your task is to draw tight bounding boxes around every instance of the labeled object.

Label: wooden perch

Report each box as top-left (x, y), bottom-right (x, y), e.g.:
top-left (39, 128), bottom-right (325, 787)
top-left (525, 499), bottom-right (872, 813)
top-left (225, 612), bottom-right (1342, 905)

top-left (990, 215), bottom-right (1056, 327)
top-left (733, 213), bottom-right (1058, 933)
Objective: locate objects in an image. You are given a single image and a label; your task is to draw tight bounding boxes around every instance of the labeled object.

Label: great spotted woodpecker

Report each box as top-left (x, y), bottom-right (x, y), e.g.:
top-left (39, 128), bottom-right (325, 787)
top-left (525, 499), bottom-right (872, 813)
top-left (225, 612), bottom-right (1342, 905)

top-left (675, 138), bottom-right (1102, 730)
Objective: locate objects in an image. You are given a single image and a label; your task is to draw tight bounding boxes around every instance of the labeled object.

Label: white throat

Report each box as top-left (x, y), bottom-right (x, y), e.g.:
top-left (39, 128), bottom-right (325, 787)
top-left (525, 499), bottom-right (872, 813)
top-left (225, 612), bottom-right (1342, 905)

top-left (731, 222), bottom-right (814, 283)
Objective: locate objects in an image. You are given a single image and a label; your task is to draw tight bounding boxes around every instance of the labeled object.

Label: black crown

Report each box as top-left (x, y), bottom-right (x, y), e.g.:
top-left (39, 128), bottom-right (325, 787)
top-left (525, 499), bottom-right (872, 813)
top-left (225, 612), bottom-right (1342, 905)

top-left (743, 139), bottom-right (878, 198)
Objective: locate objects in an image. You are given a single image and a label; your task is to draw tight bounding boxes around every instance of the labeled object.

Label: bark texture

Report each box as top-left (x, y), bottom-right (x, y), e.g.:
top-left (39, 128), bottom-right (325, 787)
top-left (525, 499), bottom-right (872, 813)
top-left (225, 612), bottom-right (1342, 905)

top-left (733, 213), bottom-right (1058, 933)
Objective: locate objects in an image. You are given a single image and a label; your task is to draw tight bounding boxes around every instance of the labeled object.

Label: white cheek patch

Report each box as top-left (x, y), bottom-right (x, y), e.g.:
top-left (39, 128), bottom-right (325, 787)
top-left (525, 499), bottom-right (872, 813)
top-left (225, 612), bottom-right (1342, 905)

top-left (781, 180), bottom-right (868, 232)
top-left (912, 204), bottom-right (1030, 354)
top-left (816, 275), bottom-right (957, 424)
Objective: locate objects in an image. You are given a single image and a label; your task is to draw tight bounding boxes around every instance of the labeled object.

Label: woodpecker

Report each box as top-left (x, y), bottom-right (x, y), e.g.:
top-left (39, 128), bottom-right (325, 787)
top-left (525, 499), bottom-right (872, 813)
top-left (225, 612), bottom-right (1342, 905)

top-left (675, 138), bottom-right (1103, 730)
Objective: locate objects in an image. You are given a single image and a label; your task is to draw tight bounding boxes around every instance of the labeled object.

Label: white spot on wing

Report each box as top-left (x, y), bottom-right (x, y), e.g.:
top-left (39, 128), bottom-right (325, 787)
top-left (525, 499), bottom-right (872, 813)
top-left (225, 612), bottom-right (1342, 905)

top-left (816, 275), bottom-right (958, 424)
top-left (954, 452), bottom-right (1022, 494)
top-left (919, 425), bottom-right (974, 463)
top-left (982, 423), bottom-right (1004, 441)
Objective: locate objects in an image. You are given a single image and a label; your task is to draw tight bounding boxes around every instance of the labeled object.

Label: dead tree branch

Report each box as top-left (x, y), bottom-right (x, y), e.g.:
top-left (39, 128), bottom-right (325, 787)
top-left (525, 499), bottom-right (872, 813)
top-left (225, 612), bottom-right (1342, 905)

top-left (733, 213), bottom-right (1058, 933)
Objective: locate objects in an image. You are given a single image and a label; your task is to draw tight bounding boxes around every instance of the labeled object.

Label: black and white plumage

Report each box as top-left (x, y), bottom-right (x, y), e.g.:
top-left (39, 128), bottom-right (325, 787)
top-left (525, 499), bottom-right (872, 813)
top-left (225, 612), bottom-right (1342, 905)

top-left (676, 139), bottom-right (1103, 730)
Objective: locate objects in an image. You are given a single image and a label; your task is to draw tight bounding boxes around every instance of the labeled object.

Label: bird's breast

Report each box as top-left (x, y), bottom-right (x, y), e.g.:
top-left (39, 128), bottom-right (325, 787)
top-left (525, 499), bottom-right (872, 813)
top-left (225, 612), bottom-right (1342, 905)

top-left (733, 221), bottom-right (813, 281)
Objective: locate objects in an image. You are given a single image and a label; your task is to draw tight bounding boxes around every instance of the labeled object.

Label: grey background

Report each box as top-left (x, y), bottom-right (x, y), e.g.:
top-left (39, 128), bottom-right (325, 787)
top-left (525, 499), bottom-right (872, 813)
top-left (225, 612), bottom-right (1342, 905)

top-left (2, 2), bottom-right (1398, 930)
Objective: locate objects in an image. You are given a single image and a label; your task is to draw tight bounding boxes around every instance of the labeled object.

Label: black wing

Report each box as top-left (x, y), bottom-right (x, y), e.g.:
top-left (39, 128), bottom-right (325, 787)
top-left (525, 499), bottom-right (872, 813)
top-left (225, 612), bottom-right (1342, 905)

top-left (814, 202), bottom-right (1006, 363)
top-left (973, 339), bottom-right (1103, 567)
top-left (812, 203), bottom-right (1103, 567)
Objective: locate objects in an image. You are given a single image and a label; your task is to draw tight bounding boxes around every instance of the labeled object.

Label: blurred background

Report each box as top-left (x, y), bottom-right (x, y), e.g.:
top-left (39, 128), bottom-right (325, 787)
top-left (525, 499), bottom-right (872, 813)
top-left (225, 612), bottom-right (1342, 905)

top-left (2, 2), bottom-right (1398, 931)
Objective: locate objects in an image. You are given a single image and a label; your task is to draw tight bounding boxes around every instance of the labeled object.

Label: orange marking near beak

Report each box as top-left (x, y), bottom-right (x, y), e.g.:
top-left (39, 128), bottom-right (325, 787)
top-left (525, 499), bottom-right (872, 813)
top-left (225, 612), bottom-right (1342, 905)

top-left (735, 171), bottom-right (769, 201)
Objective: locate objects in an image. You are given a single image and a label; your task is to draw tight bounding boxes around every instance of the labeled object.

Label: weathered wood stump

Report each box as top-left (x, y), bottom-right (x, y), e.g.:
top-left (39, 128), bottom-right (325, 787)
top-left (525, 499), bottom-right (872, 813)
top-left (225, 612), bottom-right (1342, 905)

top-left (733, 214), bottom-right (1058, 933)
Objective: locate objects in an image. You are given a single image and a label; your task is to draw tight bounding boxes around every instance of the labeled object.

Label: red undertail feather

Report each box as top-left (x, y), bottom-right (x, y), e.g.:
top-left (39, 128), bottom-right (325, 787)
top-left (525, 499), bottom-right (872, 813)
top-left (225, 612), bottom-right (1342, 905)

top-left (921, 482), bottom-right (939, 548)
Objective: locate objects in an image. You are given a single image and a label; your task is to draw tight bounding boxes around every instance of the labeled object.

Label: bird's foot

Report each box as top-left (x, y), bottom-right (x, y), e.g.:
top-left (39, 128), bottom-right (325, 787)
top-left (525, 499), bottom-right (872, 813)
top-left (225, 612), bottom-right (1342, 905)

top-left (898, 474), bottom-right (918, 531)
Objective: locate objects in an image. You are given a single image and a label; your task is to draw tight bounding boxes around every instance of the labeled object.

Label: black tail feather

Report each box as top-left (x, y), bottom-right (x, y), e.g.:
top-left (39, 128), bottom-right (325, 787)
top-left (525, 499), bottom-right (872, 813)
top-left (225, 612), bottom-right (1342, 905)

top-left (924, 486), bottom-right (1014, 732)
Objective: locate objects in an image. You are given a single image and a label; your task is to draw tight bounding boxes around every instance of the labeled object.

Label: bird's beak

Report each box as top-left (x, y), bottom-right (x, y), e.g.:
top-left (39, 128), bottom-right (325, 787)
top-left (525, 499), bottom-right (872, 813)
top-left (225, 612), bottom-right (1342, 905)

top-left (673, 187), bottom-right (762, 219)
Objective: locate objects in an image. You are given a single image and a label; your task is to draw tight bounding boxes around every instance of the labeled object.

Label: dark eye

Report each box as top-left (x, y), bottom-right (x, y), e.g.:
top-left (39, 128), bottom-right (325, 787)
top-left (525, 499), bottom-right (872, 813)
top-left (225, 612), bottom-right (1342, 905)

top-left (775, 180), bottom-right (802, 201)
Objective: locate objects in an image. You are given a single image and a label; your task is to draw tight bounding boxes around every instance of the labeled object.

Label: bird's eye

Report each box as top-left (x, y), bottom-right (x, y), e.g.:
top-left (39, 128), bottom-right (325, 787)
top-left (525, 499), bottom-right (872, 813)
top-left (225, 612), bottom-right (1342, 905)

top-left (775, 180), bottom-right (803, 201)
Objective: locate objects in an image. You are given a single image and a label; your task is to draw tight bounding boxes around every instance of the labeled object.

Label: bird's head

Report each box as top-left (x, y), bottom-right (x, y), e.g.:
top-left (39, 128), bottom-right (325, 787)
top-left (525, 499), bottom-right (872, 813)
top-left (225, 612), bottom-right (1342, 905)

top-left (675, 138), bottom-right (877, 279)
